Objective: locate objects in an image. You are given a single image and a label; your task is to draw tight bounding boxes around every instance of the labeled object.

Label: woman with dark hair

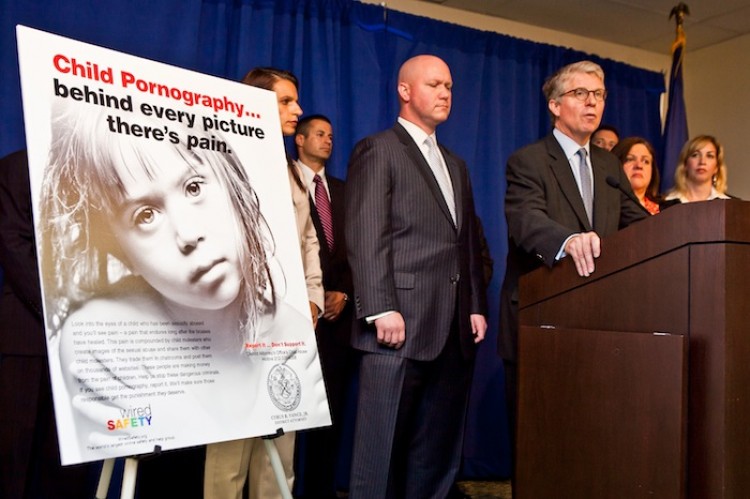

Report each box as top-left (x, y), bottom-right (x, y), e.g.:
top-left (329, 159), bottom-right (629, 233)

top-left (612, 137), bottom-right (661, 214)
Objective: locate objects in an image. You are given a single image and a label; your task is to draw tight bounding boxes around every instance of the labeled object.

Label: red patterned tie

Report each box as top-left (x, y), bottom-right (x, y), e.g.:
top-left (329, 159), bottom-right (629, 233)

top-left (313, 174), bottom-right (334, 251)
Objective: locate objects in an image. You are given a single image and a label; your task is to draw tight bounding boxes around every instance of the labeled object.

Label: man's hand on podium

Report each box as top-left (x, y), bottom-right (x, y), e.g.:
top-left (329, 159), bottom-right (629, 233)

top-left (564, 231), bottom-right (601, 277)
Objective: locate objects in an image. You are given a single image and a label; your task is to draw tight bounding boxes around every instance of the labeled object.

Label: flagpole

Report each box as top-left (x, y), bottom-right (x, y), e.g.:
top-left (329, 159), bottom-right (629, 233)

top-left (660, 3), bottom-right (690, 192)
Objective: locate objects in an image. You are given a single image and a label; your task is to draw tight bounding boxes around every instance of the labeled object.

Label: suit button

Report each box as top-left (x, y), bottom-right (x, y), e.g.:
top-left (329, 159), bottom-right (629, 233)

top-left (450, 273), bottom-right (460, 284)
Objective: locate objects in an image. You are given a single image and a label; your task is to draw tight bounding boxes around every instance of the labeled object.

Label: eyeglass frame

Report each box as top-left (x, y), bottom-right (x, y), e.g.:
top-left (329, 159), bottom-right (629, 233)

top-left (559, 87), bottom-right (607, 102)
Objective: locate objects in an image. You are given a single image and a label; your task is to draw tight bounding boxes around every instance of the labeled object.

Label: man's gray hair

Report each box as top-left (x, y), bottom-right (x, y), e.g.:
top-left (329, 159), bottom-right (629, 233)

top-left (542, 61), bottom-right (605, 123)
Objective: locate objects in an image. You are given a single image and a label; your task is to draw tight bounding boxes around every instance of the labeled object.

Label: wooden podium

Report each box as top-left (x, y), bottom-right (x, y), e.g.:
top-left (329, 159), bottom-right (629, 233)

top-left (516, 200), bottom-right (750, 498)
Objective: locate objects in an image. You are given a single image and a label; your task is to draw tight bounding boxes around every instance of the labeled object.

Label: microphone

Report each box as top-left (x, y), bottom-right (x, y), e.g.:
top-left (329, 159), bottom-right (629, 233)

top-left (605, 175), bottom-right (651, 216)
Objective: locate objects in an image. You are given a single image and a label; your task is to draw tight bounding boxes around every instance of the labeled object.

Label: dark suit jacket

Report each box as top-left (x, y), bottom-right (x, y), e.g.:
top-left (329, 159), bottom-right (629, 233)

top-left (0, 149), bottom-right (95, 499)
top-left (499, 133), bottom-right (647, 361)
top-left (345, 123), bottom-right (487, 361)
top-left (0, 149), bottom-right (46, 355)
top-left (308, 174), bottom-right (353, 345)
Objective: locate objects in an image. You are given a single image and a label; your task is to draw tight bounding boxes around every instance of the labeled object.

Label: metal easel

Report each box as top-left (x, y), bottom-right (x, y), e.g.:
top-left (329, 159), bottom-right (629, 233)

top-left (93, 432), bottom-right (292, 499)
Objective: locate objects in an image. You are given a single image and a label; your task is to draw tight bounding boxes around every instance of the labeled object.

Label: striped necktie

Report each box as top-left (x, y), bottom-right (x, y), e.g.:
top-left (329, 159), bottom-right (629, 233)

top-left (313, 174), bottom-right (334, 251)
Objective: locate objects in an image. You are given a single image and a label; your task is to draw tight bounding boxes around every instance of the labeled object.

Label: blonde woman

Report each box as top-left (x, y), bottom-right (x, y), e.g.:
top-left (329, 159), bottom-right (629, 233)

top-left (664, 135), bottom-right (731, 203)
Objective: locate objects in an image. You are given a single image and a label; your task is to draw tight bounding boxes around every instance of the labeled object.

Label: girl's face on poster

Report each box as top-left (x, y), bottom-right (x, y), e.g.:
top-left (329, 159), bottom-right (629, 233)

top-left (109, 148), bottom-right (242, 311)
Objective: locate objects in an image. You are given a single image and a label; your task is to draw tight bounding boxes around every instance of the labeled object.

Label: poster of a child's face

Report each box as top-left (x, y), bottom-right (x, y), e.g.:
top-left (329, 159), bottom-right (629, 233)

top-left (17, 26), bottom-right (329, 465)
top-left (107, 145), bottom-right (244, 313)
top-left (40, 104), bottom-right (275, 347)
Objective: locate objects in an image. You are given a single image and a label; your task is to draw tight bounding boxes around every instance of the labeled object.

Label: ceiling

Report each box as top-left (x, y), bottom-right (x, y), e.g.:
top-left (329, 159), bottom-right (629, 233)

top-left (421, 0), bottom-right (750, 53)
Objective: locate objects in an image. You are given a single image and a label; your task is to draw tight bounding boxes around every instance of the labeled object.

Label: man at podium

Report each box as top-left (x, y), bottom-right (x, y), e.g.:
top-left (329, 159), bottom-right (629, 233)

top-left (498, 60), bottom-right (646, 461)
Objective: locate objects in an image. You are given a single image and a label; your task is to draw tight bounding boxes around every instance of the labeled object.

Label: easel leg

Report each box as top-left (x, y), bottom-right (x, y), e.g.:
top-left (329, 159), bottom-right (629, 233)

top-left (92, 456), bottom-right (140, 499)
top-left (96, 458), bottom-right (116, 499)
top-left (120, 457), bottom-right (139, 499)
top-left (262, 439), bottom-right (293, 499)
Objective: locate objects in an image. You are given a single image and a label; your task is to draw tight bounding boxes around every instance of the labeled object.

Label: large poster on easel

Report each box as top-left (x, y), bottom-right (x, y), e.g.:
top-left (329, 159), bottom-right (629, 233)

top-left (16, 26), bottom-right (330, 465)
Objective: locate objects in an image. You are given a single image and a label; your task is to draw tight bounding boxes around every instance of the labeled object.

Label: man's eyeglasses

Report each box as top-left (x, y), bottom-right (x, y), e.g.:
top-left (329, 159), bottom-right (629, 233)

top-left (560, 88), bottom-right (607, 102)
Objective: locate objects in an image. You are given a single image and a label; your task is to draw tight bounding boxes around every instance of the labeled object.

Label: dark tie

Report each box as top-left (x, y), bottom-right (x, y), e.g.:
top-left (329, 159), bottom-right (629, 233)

top-left (577, 148), bottom-right (593, 225)
top-left (313, 174), bottom-right (334, 251)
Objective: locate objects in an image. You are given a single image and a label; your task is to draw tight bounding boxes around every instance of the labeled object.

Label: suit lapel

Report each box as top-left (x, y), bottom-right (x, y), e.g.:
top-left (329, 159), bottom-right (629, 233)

top-left (393, 124), bottom-right (457, 229)
top-left (546, 135), bottom-right (591, 231)
top-left (442, 145), bottom-right (463, 231)
top-left (591, 153), bottom-right (609, 234)
top-left (327, 177), bottom-right (347, 257)
top-left (308, 194), bottom-right (331, 261)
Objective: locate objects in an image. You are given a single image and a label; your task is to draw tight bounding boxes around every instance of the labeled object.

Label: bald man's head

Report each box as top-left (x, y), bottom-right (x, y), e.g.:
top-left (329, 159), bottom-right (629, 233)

top-left (397, 55), bottom-right (452, 134)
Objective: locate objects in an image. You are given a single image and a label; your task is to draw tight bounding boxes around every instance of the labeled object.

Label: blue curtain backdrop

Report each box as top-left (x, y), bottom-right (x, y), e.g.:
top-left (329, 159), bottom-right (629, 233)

top-left (1, 0), bottom-right (665, 481)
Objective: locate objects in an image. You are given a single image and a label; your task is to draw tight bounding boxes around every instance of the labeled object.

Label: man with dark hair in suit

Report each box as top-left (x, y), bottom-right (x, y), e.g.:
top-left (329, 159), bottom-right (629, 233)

top-left (345, 54), bottom-right (488, 498)
top-left (499, 60), bottom-right (646, 462)
top-left (0, 150), bottom-right (94, 498)
top-left (293, 114), bottom-right (355, 498)
top-left (591, 124), bottom-right (620, 151)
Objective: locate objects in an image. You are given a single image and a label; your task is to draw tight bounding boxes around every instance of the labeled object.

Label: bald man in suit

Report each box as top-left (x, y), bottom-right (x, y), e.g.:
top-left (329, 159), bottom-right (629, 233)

top-left (345, 55), bottom-right (487, 498)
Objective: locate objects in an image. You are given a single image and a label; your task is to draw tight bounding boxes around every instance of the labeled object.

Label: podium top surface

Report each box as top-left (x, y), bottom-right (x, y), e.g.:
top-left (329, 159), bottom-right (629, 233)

top-left (519, 199), bottom-right (750, 308)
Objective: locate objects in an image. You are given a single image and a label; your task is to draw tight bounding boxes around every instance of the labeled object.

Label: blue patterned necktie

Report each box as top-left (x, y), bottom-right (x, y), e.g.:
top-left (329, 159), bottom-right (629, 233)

top-left (577, 147), bottom-right (593, 225)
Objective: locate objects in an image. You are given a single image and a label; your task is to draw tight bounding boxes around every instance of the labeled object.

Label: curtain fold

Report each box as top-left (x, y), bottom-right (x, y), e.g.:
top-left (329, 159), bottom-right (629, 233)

top-left (0, 0), bottom-right (665, 481)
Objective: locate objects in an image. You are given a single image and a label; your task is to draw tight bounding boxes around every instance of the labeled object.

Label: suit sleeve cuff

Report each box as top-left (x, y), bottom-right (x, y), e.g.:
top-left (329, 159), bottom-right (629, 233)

top-left (557, 233), bottom-right (580, 261)
top-left (366, 310), bottom-right (395, 324)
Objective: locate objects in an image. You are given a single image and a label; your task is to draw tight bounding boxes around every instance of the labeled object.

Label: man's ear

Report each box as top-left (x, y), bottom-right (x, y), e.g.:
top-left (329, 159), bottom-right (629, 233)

top-left (295, 134), bottom-right (304, 148)
top-left (548, 98), bottom-right (561, 118)
top-left (398, 82), bottom-right (410, 102)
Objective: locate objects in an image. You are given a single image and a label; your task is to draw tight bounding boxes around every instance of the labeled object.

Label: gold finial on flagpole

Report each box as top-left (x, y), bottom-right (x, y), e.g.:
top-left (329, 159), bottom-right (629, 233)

top-left (669, 3), bottom-right (690, 51)
top-left (669, 2), bottom-right (690, 27)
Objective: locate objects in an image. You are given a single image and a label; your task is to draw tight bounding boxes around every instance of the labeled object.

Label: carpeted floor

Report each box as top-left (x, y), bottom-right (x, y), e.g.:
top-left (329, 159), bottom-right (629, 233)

top-left (333, 480), bottom-right (512, 498)
top-left (458, 480), bottom-right (511, 499)
top-left (456, 480), bottom-right (512, 499)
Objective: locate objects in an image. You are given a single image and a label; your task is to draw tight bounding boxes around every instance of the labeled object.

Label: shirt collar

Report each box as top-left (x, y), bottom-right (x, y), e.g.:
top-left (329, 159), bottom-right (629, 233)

top-left (553, 128), bottom-right (590, 161)
top-left (665, 186), bottom-right (731, 203)
top-left (296, 159), bottom-right (326, 191)
top-left (708, 187), bottom-right (731, 200)
top-left (398, 116), bottom-right (437, 148)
